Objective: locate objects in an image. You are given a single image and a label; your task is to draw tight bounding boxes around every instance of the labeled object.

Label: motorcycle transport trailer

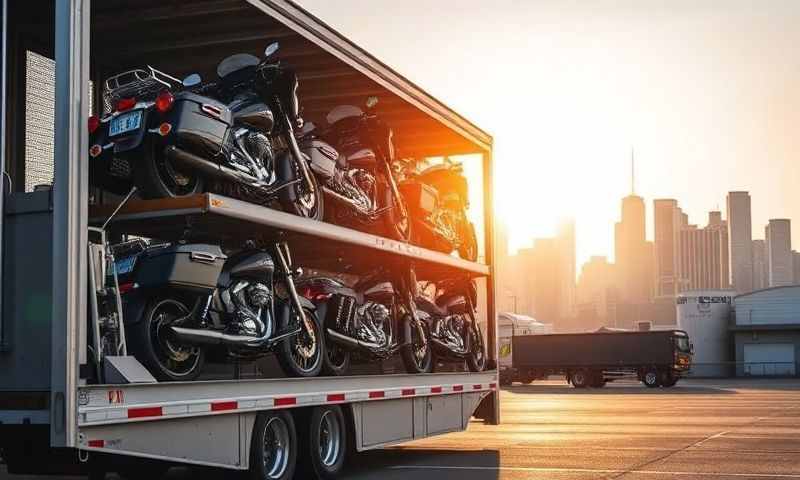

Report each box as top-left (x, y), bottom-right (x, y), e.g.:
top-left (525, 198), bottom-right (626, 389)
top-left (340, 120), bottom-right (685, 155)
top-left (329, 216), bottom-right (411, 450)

top-left (0, 1), bottom-right (498, 478)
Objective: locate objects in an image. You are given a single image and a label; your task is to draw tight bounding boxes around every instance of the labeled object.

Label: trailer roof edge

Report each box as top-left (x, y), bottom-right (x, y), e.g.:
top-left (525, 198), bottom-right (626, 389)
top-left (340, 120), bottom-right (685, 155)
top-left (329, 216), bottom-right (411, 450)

top-left (247, 0), bottom-right (493, 153)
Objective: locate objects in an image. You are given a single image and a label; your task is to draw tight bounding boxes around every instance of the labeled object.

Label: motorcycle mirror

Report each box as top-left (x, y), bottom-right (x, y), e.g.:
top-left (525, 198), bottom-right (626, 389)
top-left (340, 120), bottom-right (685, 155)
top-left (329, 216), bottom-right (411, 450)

top-left (182, 73), bottom-right (202, 88)
top-left (264, 42), bottom-right (280, 59)
top-left (366, 96), bottom-right (379, 109)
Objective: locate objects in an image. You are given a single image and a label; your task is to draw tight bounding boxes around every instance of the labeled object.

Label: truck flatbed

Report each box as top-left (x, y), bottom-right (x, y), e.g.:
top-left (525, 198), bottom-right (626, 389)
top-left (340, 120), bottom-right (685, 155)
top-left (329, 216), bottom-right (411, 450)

top-left (90, 193), bottom-right (489, 281)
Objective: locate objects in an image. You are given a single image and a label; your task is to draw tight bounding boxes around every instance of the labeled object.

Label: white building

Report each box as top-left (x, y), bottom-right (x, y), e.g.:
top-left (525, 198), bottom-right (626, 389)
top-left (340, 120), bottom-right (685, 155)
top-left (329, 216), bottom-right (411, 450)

top-left (677, 290), bottom-right (735, 377)
top-left (766, 219), bottom-right (793, 287)
top-left (726, 192), bottom-right (754, 293)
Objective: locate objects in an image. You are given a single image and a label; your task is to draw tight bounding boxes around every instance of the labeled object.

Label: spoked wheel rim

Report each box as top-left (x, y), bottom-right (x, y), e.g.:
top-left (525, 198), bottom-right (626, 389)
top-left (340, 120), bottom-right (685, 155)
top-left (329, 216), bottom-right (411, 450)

top-left (645, 371), bottom-right (658, 386)
top-left (262, 416), bottom-right (291, 479)
top-left (318, 410), bottom-right (343, 468)
top-left (149, 299), bottom-right (201, 378)
top-left (573, 371), bottom-right (586, 386)
top-left (153, 143), bottom-right (202, 197)
top-left (289, 310), bottom-right (321, 373)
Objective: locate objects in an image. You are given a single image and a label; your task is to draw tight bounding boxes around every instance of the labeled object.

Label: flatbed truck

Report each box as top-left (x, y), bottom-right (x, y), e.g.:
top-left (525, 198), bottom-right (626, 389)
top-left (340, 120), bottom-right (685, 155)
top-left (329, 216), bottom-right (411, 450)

top-left (0, 1), bottom-right (498, 479)
top-left (500, 330), bottom-right (693, 388)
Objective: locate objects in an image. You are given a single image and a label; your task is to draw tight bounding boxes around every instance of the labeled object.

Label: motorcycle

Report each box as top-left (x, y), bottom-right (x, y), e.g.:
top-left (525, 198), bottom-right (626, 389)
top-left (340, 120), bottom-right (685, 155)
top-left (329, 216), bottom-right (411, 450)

top-left (400, 158), bottom-right (478, 261)
top-left (114, 240), bottom-right (324, 381)
top-left (416, 278), bottom-right (486, 372)
top-left (300, 97), bottom-right (410, 240)
top-left (88, 42), bottom-right (322, 219)
top-left (296, 269), bottom-right (432, 375)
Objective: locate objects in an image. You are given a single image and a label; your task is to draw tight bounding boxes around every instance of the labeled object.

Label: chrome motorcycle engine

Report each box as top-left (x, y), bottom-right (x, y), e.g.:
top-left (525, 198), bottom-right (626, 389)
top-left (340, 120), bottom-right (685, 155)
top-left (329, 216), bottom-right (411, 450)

top-left (217, 280), bottom-right (273, 338)
top-left (354, 301), bottom-right (390, 347)
top-left (435, 314), bottom-right (467, 351)
top-left (329, 168), bottom-right (376, 213)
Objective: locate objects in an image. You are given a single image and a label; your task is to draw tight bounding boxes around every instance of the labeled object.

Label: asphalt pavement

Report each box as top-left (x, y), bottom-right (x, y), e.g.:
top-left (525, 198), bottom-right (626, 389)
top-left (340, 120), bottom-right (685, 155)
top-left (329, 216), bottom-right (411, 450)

top-left (3, 378), bottom-right (800, 480)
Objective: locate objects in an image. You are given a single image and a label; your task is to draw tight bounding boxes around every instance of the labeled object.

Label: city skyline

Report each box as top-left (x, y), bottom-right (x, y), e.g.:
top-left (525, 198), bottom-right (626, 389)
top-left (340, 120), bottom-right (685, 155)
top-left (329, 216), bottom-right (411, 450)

top-left (298, 0), bottom-right (800, 270)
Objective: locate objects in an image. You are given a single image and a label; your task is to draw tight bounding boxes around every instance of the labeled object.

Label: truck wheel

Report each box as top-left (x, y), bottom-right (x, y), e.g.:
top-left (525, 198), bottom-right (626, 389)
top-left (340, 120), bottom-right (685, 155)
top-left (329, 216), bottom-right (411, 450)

top-left (589, 371), bottom-right (606, 388)
top-left (250, 410), bottom-right (297, 480)
top-left (570, 369), bottom-right (589, 388)
top-left (299, 406), bottom-right (347, 479)
top-left (642, 369), bottom-right (661, 388)
top-left (660, 371), bottom-right (678, 387)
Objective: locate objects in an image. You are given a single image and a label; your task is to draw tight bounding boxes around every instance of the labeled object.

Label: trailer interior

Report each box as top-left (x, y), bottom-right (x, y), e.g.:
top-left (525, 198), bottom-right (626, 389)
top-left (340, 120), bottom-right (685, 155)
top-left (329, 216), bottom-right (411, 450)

top-left (1, 0), bottom-right (498, 468)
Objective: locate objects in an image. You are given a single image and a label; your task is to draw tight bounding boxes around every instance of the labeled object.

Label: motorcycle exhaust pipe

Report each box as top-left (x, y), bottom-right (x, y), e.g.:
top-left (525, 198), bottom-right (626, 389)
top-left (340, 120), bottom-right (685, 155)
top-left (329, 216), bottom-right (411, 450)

top-left (164, 146), bottom-right (261, 187)
top-left (170, 325), bottom-right (270, 347)
top-left (326, 328), bottom-right (383, 351)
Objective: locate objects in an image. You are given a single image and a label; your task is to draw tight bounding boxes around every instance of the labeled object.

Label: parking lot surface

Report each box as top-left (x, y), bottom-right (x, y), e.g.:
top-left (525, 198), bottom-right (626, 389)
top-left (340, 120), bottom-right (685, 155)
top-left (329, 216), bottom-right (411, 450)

top-left (3, 379), bottom-right (800, 479)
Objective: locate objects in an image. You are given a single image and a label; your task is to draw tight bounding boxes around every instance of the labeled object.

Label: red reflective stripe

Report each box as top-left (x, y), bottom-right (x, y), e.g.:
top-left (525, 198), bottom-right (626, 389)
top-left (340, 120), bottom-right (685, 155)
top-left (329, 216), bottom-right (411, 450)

top-left (453, 385), bottom-right (463, 391)
top-left (327, 393), bottom-right (345, 402)
top-left (473, 384), bottom-right (482, 390)
top-left (128, 406), bottom-right (162, 419)
top-left (368, 391), bottom-right (385, 399)
top-left (211, 401), bottom-right (237, 412)
top-left (88, 440), bottom-right (104, 448)
top-left (430, 387), bottom-right (442, 394)
top-left (490, 382), bottom-right (497, 389)
top-left (401, 388), bottom-right (415, 396)
top-left (274, 397), bottom-right (296, 407)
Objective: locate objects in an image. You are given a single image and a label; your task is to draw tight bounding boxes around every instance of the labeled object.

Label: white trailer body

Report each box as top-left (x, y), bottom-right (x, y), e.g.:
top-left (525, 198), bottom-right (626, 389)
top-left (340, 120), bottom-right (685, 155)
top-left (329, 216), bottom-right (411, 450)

top-left (0, 1), bottom-right (498, 477)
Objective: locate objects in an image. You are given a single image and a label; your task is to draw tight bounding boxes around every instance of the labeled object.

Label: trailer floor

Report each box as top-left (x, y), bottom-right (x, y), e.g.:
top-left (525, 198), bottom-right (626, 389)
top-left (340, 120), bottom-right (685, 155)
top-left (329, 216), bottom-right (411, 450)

top-left (4, 379), bottom-right (800, 480)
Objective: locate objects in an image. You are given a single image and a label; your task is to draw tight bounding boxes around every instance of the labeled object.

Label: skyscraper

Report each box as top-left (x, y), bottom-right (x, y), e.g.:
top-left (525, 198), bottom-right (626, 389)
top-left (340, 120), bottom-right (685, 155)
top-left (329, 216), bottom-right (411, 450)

top-left (752, 240), bottom-right (768, 290)
top-left (654, 199), bottom-right (686, 297)
top-left (615, 194), bottom-right (652, 302)
top-left (765, 219), bottom-right (792, 287)
top-left (677, 212), bottom-right (729, 291)
top-left (726, 191), bottom-right (754, 293)
top-left (557, 220), bottom-right (577, 318)
top-left (576, 256), bottom-right (619, 327)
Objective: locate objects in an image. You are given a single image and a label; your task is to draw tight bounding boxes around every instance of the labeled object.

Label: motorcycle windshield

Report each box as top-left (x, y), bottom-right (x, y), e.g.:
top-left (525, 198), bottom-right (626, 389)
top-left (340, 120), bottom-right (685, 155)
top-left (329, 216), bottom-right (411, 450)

top-left (326, 104), bottom-right (363, 125)
top-left (217, 53), bottom-right (260, 79)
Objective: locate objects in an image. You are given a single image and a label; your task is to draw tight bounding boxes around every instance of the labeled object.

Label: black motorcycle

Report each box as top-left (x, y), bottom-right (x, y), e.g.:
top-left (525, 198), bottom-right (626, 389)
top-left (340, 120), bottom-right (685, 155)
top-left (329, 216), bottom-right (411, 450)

top-left (300, 97), bottom-right (410, 240)
top-left (89, 42), bottom-right (322, 219)
top-left (416, 279), bottom-right (486, 372)
top-left (400, 159), bottom-right (478, 261)
top-left (297, 269), bottom-right (432, 375)
top-left (114, 241), bottom-right (323, 381)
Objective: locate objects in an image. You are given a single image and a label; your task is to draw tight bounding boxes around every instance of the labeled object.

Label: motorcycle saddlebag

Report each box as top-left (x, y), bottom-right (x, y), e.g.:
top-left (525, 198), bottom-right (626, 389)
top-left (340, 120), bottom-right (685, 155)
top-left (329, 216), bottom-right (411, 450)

top-left (135, 243), bottom-right (226, 293)
top-left (168, 92), bottom-right (233, 158)
top-left (399, 181), bottom-right (438, 216)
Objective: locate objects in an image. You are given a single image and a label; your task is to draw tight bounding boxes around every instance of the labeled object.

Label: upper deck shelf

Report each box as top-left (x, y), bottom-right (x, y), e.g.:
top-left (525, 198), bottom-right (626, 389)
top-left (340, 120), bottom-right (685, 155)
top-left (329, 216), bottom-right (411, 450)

top-left (90, 193), bottom-right (489, 281)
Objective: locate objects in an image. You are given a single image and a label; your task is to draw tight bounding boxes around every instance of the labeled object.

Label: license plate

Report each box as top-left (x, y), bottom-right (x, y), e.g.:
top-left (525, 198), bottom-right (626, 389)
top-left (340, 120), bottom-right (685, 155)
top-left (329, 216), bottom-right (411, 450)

top-left (114, 256), bottom-right (137, 276)
top-left (109, 110), bottom-right (142, 137)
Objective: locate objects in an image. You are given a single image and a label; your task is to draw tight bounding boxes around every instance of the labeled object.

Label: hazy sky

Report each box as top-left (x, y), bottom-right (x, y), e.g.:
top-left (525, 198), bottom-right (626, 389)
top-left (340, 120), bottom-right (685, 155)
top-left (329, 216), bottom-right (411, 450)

top-left (298, 0), bottom-right (800, 268)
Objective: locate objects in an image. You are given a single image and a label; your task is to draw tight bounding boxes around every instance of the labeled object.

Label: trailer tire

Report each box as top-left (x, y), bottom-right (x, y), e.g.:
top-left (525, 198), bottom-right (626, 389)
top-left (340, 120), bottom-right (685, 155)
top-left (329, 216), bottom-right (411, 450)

top-left (660, 371), bottom-right (678, 387)
top-left (250, 410), bottom-right (297, 480)
top-left (589, 371), bottom-right (606, 388)
top-left (298, 406), bottom-right (347, 479)
top-left (642, 369), bottom-right (661, 388)
top-left (570, 369), bottom-right (589, 388)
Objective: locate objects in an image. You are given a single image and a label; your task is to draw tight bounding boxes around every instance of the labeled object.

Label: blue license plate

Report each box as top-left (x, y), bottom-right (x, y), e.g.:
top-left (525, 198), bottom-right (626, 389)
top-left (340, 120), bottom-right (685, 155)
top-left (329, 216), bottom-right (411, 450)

top-left (114, 256), bottom-right (137, 275)
top-left (109, 110), bottom-right (142, 136)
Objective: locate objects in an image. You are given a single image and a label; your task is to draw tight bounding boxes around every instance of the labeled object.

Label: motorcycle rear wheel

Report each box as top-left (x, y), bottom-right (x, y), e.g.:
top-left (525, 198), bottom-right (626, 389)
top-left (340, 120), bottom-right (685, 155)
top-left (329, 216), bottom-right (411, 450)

top-left (322, 336), bottom-right (351, 376)
top-left (276, 306), bottom-right (324, 377)
top-left (136, 139), bottom-right (205, 199)
top-left (129, 296), bottom-right (205, 382)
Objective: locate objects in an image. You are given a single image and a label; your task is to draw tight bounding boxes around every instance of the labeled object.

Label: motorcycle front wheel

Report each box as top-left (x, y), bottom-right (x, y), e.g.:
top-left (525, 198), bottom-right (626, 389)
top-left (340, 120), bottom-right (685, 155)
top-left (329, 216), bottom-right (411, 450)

top-left (136, 139), bottom-right (205, 199)
top-left (129, 296), bottom-right (205, 382)
top-left (276, 306), bottom-right (324, 377)
top-left (400, 316), bottom-right (433, 374)
top-left (280, 166), bottom-right (324, 221)
top-left (458, 221), bottom-right (479, 262)
top-left (466, 321), bottom-right (487, 372)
